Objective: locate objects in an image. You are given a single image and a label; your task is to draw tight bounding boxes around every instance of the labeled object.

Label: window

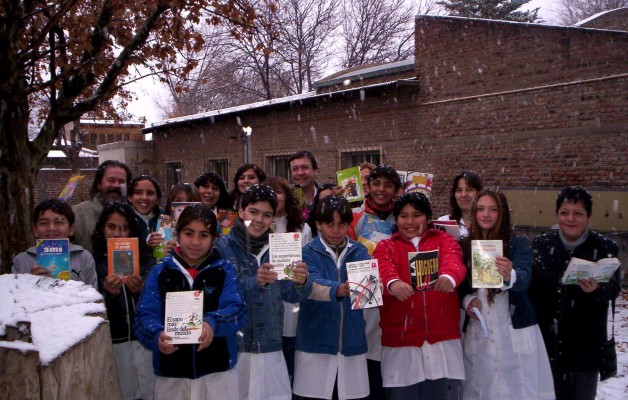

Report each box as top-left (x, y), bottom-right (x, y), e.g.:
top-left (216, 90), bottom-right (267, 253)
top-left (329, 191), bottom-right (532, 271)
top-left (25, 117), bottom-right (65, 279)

top-left (339, 147), bottom-right (382, 169)
top-left (207, 159), bottom-right (229, 185)
top-left (116, 133), bottom-right (122, 142)
top-left (265, 155), bottom-right (292, 179)
top-left (99, 134), bottom-right (105, 143)
top-left (124, 134), bottom-right (130, 141)
top-left (165, 162), bottom-right (182, 190)
top-left (107, 133), bottom-right (114, 143)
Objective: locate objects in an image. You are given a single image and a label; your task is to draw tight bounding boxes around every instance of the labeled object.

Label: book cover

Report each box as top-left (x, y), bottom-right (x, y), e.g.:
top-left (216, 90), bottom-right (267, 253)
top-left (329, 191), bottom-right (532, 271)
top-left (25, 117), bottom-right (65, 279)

top-left (336, 166), bottom-right (364, 202)
top-left (432, 220), bottom-right (462, 241)
top-left (58, 175), bottom-right (85, 202)
top-left (36, 239), bottom-right (71, 280)
top-left (216, 209), bottom-right (239, 236)
top-left (347, 259), bottom-right (383, 309)
top-left (403, 172), bottom-right (434, 198)
top-left (107, 238), bottom-right (140, 277)
top-left (269, 232), bottom-right (302, 280)
top-left (408, 250), bottom-right (439, 291)
top-left (171, 202), bottom-right (201, 227)
top-left (561, 257), bottom-right (621, 285)
top-left (164, 290), bottom-right (204, 345)
top-left (471, 240), bottom-right (504, 288)
top-left (357, 215), bottom-right (394, 256)
top-left (153, 214), bottom-right (173, 260)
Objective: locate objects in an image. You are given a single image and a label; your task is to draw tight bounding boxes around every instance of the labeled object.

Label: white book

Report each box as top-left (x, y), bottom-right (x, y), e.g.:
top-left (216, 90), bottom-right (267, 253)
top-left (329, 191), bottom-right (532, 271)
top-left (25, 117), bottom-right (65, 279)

top-left (561, 257), bottom-right (620, 285)
top-left (269, 232), bottom-right (302, 280)
top-left (164, 290), bottom-right (204, 345)
top-left (346, 259), bottom-right (383, 309)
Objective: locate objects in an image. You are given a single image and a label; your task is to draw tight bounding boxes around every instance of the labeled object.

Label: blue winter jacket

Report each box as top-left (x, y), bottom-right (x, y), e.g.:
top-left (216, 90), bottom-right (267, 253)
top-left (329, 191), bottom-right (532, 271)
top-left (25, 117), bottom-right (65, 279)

top-left (217, 231), bottom-right (313, 354)
top-left (134, 250), bottom-right (247, 379)
top-left (296, 237), bottom-right (371, 357)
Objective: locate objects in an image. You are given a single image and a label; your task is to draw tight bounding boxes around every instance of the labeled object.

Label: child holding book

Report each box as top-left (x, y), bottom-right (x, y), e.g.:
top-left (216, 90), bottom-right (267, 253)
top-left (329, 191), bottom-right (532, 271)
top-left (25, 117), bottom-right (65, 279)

top-left (91, 201), bottom-right (156, 400)
top-left (294, 195), bottom-right (371, 400)
top-left (216, 184), bottom-right (312, 400)
top-left (459, 189), bottom-right (553, 400)
top-left (373, 192), bottom-right (466, 400)
top-left (12, 198), bottom-right (97, 289)
top-left (134, 203), bottom-right (247, 400)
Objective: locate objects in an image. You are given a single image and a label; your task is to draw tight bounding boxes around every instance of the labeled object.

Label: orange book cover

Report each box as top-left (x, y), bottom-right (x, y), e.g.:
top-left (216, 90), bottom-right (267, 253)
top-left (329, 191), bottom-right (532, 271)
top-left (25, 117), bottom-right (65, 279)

top-left (107, 238), bottom-right (140, 277)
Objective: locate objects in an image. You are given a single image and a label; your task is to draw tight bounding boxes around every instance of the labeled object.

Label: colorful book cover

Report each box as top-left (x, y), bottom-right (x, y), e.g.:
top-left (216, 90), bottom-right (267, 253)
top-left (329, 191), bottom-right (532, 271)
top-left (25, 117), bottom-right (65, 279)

top-left (347, 259), bottom-right (383, 309)
top-left (216, 209), bottom-right (239, 236)
top-left (432, 220), bottom-right (461, 241)
top-left (164, 290), bottom-right (204, 345)
top-left (561, 257), bottom-right (621, 285)
top-left (357, 216), bottom-right (394, 255)
top-left (403, 172), bottom-right (434, 197)
top-left (107, 238), bottom-right (140, 277)
top-left (336, 166), bottom-right (364, 202)
top-left (171, 202), bottom-right (201, 227)
top-left (471, 240), bottom-right (504, 288)
top-left (269, 232), bottom-right (302, 280)
top-left (153, 214), bottom-right (173, 260)
top-left (408, 250), bottom-right (439, 291)
top-left (58, 175), bottom-right (85, 202)
top-left (36, 239), bottom-right (70, 280)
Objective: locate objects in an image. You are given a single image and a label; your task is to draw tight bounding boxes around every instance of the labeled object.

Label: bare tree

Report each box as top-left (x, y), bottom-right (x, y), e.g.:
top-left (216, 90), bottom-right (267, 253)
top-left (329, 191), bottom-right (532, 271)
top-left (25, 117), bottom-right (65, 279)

top-left (555, 0), bottom-right (628, 25)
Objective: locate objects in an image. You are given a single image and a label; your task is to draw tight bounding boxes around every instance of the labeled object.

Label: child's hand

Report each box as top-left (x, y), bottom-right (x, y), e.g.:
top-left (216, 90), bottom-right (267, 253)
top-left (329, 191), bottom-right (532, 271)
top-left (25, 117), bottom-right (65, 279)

top-left (433, 276), bottom-right (454, 293)
top-left (124, 275), bottom-right (144, 294)
top-left (146, 232), bottom-right (164, 249)
top-left (197, 321), bottom-right (214, 351)
top-left (291, 261), bottom-right (308, 285)
top-left (104, 275), bottom-right (124, 296)
top-left (389, 281), bottom-right (414, 302)
top-left (336, 281), bottom-right (350, 298)
top-left (465, 297), bottom-right (482, 319)
top-left (158, 331), bottom-right (178, 354)
top-left (577, 277), bottom-right (598, 293)
top-left (164, 239), bottom-right (176, 257)
top-left (257, 263), bottom-right (278, 286)
top-left (31, 265), bottom-right (52, 277)
top-left (495, 256), bottom-right (513, 281)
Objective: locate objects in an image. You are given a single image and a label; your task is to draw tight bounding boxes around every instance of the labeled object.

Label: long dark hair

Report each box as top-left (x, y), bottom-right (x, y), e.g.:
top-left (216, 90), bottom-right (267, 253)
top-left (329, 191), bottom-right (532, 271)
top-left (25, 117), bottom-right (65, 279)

top-left (464, 188), bottom-right (513, 304)
top-left (128, 175), bottom-right (162, 216)
top-left (230, 164), bottom-right (267, 209)
top-left (308, 183), bottom-right (337, 237)
top-left (265, 176), bottom-right (304, 232)
top-left (193, 172), bottom-right (231, 209)
top-left (165, 182), bottom-right (200, 215)
top-left (448, 170), bottom-right (483, 222)
top-left (91, 201), bottom-right (152, 265)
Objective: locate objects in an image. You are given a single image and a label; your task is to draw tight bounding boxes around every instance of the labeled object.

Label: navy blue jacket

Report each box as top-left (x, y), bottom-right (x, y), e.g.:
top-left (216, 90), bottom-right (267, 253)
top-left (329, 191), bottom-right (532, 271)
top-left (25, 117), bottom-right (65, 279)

top-left (296, 237), bottom-right (371, 357)
top-left (134, 250), bottom-right (246, 379)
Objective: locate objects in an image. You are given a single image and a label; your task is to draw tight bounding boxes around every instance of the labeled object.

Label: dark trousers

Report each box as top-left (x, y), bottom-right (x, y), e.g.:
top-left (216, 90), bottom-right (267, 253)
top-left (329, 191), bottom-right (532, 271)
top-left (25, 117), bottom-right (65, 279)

top-left (551, 364), bottom-right (598, 400)
top-left (366, 359), bottom-right (387, 400)
top-left (385, 378), bottom-right (460, 400)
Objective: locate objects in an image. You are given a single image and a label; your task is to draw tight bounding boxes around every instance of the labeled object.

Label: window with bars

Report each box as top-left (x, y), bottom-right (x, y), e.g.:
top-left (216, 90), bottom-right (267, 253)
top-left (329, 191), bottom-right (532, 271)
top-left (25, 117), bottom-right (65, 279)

top-left (266, 155), bottom-right (291, 179)
top-left (207, 159), bottom-right (229, 186)
top-left (165, 162), bottom-right (182, 190)
top-left (340, 148), bottom-right (382, 169)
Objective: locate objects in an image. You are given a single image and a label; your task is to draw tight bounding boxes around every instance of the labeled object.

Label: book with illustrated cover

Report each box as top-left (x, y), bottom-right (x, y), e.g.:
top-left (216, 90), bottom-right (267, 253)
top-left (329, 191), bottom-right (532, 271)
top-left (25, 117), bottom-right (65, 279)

top-left (336, 166), bottom-right (364, 203)
top-left (357, 215), bottom-right (394, 256)
top-left (561, 257), bottom-right (621, 285)
top-left (58, 175), bottom-right (85, 202)
top-left (408, 249), bottom-right (439, 291)
top-left (269, 232), bottom-right (302, 280)
top-left (403, 172), bottom-right (434, 197)
top-left (471, 240), bottom-right (503, 288)
top-left (107, 238), bottom-right (140, 277)
top-left (36, 239), bottom-right (71, 280)
top-left (432, 220), bottom-right (462, 241)
top-left (216, 209), bottom-right (239, 236)
top-left (165, 290), bottom-right (204, 344)
top-left (171, 202), bottom-right (201, 227)
top-left (347, 259), bottom-right (383, 309)
top-left (153, 214), bottom-right (173, 260)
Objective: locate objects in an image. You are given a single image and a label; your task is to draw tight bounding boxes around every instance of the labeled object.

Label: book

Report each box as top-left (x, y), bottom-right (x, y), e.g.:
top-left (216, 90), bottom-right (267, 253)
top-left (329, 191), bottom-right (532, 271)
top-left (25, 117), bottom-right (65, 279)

top-left (403, 171), bottom-right (434, 197)
top-left (36, 239), bottom-right (71, 280)
top-left (356, 215), bottom-right (395, 255)
top-left (408, 250), bottom-right (439, 291)
top-left (107, 238), bottom-right (140, 277)
top-left (164, 290), bottom-right (204, 345)
top-left (336, 166), bottom-right (364, 202)
top-left (171, 202), bottom-right (201, 227)
top-left (561, 257), bottom-right (621, 285)
top-left (216, 209), bottom-right (239, 236)
top-left (58, 175), bottom-right (85, 202)
top-left (471, 240), bottom-right (503, 288)
top-left (432, 220), bottom-right (462, 241)
top-left (347, 259), bottom-right (383, 309)
top-left (153, 214), bottom-right (173, 260)
top-left (269, 232), bottom-right (302, 280)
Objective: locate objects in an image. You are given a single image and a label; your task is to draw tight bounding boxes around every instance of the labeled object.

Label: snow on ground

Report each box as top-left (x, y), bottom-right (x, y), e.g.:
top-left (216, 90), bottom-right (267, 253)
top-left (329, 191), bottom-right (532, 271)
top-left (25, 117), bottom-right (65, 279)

top-left (0, 274), bottom-right (105, 365)
top-left (597, 289), bottom-right (628, 398)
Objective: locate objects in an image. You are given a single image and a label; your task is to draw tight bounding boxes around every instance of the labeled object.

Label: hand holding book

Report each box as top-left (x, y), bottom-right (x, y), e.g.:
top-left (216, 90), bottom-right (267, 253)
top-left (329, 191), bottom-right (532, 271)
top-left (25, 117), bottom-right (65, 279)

top-left (389, 280), bottom-right (414, 302)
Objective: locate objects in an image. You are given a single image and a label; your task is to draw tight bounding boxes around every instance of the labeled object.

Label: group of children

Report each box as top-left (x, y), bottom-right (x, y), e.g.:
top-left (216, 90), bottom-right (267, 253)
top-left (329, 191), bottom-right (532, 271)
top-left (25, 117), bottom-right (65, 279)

top-left (11, 161), bottom-right (620, 400)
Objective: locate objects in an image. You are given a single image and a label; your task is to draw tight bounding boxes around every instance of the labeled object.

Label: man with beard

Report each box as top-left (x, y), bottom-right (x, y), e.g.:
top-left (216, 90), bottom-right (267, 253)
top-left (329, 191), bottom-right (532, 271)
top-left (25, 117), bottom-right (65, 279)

top-left (72, 160), bottom-right (132, 253)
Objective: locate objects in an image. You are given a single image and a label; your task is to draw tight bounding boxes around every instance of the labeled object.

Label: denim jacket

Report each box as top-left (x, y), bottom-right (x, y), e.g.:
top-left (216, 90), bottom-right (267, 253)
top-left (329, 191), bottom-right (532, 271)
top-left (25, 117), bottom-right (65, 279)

top-left (296, 236), bottom-right (370, 357)
top-left (216, 232), bottom-right (312, 353)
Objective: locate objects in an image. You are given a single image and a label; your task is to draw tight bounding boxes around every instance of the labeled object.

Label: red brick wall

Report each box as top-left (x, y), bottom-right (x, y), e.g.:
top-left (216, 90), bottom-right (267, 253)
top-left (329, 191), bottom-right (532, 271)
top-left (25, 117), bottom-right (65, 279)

top-left (35, 158), bottom-right (98, 205)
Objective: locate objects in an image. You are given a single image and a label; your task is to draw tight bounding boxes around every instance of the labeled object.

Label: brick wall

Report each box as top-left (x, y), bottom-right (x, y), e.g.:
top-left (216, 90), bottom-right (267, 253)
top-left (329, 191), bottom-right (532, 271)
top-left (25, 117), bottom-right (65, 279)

top-left (35, 157), bottom-right (99, 205)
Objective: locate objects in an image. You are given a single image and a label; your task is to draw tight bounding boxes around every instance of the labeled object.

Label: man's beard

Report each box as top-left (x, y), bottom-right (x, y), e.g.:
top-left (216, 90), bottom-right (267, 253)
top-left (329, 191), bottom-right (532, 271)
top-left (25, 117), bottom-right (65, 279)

top-left (105, 186), bottom-right (126, 200)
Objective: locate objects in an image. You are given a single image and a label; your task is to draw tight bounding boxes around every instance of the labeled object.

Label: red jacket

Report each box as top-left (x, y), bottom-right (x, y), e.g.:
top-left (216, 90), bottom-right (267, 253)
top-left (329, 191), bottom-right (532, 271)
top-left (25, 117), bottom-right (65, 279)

top-left (373, 229), bottom-right (466, 347)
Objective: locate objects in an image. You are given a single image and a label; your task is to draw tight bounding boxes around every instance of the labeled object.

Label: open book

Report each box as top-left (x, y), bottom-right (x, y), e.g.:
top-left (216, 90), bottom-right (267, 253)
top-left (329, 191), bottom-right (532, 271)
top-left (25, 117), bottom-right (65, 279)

top-left (561, 257), bottom-right (621, 285)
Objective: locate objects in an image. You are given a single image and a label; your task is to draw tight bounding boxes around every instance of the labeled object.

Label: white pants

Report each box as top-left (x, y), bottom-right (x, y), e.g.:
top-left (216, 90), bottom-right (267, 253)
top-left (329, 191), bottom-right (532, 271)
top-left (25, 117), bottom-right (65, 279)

top-left (154, 368), bottom-right (239, 400)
